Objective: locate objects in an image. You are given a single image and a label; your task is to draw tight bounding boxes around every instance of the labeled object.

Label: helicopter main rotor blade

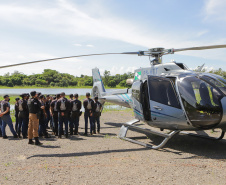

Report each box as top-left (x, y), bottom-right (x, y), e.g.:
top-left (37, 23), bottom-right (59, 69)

top-left (0, 52), bottom-right (141, 69)
top-left (172, 44), bottom-right (226, 53)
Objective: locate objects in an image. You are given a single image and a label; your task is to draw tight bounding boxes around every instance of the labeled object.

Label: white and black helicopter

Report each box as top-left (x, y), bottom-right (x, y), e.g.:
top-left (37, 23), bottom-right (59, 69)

top-left (1, 44), bottom-right (226, 149)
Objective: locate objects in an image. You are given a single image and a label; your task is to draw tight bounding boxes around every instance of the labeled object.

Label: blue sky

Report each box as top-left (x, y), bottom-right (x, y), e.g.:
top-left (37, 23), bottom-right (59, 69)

top-left (0, 0), bottom-right (226, 76)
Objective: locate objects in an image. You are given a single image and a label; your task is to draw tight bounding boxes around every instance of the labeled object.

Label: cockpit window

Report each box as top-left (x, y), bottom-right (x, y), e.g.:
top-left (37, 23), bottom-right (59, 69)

top-left (201, 75), bottom-right (226, 95)
top-left (178, 76), bottom-right (223, 128)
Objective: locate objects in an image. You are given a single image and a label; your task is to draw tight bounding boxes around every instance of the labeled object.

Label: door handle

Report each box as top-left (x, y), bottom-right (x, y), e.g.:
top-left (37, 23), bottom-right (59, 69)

top-left (153, 106), bottom-right (162, 110)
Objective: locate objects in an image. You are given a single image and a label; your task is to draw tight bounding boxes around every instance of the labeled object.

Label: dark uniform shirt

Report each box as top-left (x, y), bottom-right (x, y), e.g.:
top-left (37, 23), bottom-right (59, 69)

top-left (51, 99), bottom-right (58, 113)
top-left (1, 100), bottom-right (10, 115)
top-left (83, 98), bottom-right (95, 113)
top-left (45, 100), bottom-right (50, 112)
top-left (15, 102), bottom-right (19, 115)
top-left (28, 98), bottom-right (41, 114)
top-left (39, 100), bottom-right (45, 118)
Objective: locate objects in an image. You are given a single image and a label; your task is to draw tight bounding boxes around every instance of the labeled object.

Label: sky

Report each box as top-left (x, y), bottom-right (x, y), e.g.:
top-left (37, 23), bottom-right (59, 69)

top-left (0, 0), bottom-right (226, 76)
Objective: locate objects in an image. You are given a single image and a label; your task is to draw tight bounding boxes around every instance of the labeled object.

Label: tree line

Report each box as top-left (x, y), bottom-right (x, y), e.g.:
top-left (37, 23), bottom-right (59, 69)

top-left (0, 69), bottom-right (134, 88)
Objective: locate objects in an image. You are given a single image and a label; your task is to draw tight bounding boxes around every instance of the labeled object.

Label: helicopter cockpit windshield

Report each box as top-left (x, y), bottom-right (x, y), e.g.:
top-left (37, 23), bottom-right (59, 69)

top-left (178, 76), bottom-right (223, 129)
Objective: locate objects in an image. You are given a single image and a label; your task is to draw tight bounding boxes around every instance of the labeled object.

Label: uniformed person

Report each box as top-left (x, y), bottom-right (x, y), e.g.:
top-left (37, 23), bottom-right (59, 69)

top-left (68, 94), bottom-right (73, 135)
top-left (18, 94), bottom-right (29, 138)
top-left (0, 100), bottom-right (2, 137)
top-left (14, 97), bottom-right (20, 133)
top-left (38, 95), bottom-right (49, 138)
top-left (70, 93), bottom-right (82, 135)
top-left (57, 92), bottom-right (70, 138)
top-left (83, 92), bottom-right (94, 135)
top-left (0, 95), bottom-right (18, 139)
top-left (27, 91), bottom-right (44, 145)
top-left (45, 95), bottom-right (51, 129)
top-left (93, 96), bottom-right (102, 134)
top-left (50, 94), bottom-right (60, 136)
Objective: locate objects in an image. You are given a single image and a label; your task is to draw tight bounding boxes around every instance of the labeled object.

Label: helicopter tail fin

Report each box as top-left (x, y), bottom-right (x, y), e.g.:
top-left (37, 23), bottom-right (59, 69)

top-left (91, 68), bottom-right (106, 98)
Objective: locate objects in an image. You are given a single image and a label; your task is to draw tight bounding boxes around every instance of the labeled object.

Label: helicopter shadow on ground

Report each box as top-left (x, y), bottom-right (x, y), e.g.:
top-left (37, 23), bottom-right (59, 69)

top-left (128, 129), bottom-right (226, 160)
top-left (105, 122), bottom-right (226, 160)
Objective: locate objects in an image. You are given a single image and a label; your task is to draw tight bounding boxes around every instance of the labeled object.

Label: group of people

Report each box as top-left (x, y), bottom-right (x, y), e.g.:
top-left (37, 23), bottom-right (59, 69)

top-left (0, 91), bottom-right (102, 145)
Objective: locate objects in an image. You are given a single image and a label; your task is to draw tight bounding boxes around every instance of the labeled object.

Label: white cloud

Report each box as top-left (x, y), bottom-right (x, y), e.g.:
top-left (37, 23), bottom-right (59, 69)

top-left (197, 30), bottom-right (209, 37)
top-left (73, 44), bottom-right (82, 47)
top-left (86, 44), bottom-right (94, 47)
top-left (204, 0), bottom-right (226, 21)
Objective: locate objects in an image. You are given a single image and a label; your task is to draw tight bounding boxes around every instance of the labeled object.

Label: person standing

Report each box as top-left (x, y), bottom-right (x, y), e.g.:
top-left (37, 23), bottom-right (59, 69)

top-left (14, 97), bottom-right (20, 133)
top-left (0, 95), bottom-right (18, 139)
top-left (45, 95), bottom-right (51, 129)
top-left (93, 96), bottom-right (102, 134)
top-left (68, 94), bottom-right (73, 135)
top-left (70, 94), bottom-right (82, 135)
top-left (18, 94), bottom-right (29, 138)
top-left (83, 92), bottom-right (94, 136)
top-left (50, 94), bottom-right (60, 136)
top-left (0, 100), bottom-right (2, 137)
top-left (27, 91), bottom-right (44, 145)
top-left (38, 95), bottom-right (49, 138)
top-left (57, 92), bottom-right (70, 138)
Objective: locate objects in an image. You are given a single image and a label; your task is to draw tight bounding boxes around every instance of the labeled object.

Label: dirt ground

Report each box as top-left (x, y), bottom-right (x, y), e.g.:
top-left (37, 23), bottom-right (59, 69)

top-left (0, 111), bottom-right (226, 185)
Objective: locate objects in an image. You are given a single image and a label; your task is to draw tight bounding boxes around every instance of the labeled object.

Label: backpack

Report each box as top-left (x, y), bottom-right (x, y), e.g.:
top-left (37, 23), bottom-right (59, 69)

top-left (96, 103), bottom-right (100, 112)
top-left (87, 99), bottom-right (92, 110)
top-left (18, 100), bottom-right (23, 111)
top-left (60, 99), bottom-right (66, 110)
top-left (72, 102), bottom-right (78, 111)
top-left (54, 101), bottom-right (57, 111)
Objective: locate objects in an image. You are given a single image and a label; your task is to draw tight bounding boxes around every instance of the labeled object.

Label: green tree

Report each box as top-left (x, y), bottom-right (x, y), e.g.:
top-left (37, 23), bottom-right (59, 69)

top-left (103, 70), bottom-right (110, 86)
top-left (108, 80), bottom-right (116, 87)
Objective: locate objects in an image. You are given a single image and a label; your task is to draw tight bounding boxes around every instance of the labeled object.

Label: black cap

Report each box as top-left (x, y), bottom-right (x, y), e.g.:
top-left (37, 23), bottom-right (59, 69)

top-left (74, 93), bottom-right (78, 98)
top-left (3, 95), bottom-right (9, 98)
top-left (20, 93), bottom-right (27, 98)
top-left (94, 96), bottom-right (98, 100)
top-left (69, 94), bottom-right (73, 98)
top-left (30, 91), bottom-right (37, 96)
top-left (56, 94), bottom-right (61, 98)
top-left (86, 92), bottom-right (90, 96)
top-left (53, 96), bottom-right (56, 100)
top-left (15, 97), bottom-right (20, 101)
top-left (46, 94), bottom-right (50, 97)
top-left (39, 95), bottom-right (44, 99)
top-left (26, 93), bottom-right (30, 97)
top-left (37, 92), bottom-right (41, 97)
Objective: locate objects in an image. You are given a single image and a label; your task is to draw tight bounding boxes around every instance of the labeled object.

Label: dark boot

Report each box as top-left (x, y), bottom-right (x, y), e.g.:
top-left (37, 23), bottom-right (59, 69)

top-left (34, 137), bottom-right (43, 146)
top-left (70, 128), bottom-right (73, 135)
top-left (28, 139), bottom-right (34, 145)
top-left (13, 134), bottom-right (18, 138)
top-left (3, 135), bottom-right (8, 139)
top-left (23, 135), bottom-right (28, 139)
top-left (18, 132), bottom-right (22, 138)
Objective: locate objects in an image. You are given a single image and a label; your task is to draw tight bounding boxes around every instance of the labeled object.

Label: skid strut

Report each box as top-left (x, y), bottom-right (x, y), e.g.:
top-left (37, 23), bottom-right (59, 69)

top-left (118, 119), bottom-right (180, 149)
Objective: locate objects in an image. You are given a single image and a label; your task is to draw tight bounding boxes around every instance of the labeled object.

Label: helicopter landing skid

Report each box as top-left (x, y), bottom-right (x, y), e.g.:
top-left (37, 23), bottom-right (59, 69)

top-left (180, 130), bottom-right (225, 140)
top-left (118, 119), bottom-right (180, 149)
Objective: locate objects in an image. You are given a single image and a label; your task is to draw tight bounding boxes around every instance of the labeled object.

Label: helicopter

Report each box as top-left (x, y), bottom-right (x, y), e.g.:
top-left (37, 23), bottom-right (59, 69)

top-left (1, 44), bottom-right (226, 149)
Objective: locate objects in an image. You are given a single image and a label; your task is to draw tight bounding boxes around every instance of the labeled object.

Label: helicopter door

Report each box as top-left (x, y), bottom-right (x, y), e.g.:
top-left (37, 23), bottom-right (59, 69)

top-left (131, 81), bottom-right (145, 121)
top-left (147, 76), bottom-right (186, 125)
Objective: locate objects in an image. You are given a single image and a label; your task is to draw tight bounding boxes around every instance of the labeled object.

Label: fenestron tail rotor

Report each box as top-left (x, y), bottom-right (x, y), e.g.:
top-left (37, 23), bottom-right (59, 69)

top-left (0, 44), bottom-right (226, 68)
